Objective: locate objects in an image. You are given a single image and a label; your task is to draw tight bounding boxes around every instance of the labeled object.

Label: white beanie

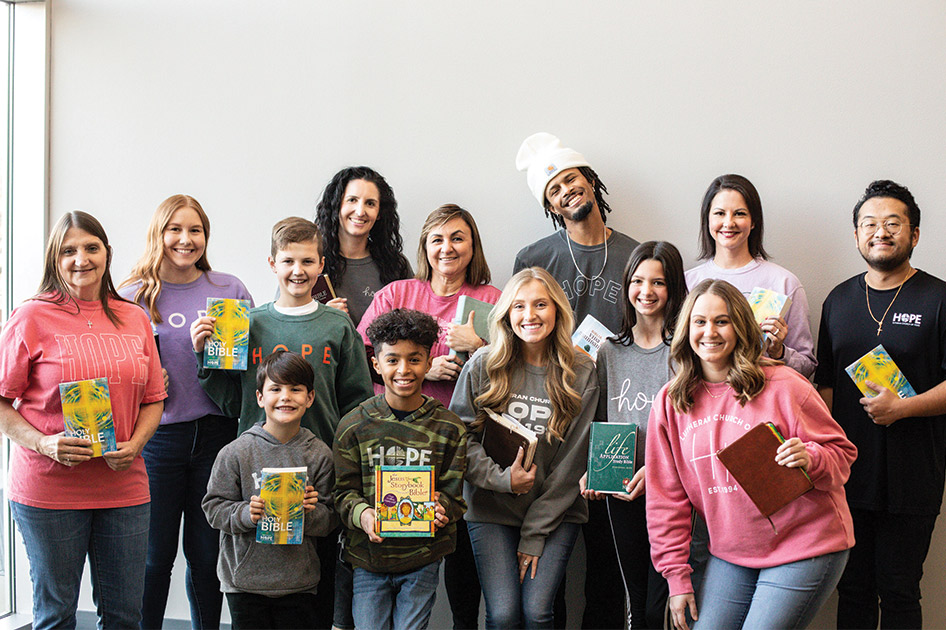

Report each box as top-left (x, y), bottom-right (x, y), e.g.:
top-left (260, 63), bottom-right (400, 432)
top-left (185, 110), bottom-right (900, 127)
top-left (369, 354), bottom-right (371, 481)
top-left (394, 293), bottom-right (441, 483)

top-left (515, 132), bottom-right (591, 207)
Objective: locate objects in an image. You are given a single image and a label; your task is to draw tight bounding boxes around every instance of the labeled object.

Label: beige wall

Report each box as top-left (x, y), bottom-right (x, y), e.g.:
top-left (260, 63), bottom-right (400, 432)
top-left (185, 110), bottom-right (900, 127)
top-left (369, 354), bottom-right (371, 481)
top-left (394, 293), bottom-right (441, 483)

top-left (37, 1), bottom-right (946, 626)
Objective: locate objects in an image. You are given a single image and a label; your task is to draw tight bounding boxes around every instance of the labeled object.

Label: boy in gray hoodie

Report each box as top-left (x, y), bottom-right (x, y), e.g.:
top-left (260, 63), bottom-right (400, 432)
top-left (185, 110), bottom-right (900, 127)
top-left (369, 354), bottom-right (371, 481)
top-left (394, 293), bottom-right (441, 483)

top-left (203, 350), bottom-right (337, 629)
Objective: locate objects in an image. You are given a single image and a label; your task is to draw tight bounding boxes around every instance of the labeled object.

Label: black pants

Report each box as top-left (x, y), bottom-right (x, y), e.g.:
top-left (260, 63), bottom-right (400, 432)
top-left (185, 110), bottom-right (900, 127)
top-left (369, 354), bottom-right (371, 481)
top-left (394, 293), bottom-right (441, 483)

top-left (609, 496), bottom-right (671, 630)
top-left (443, 519), bottom-right (482, 629)
top-left (579, 498), bottom-right (627, 629)
top-left (226, 592), bottom-right (318, 630)
top-left (837, 508), bottom-right (937, 629)
top-left (312, 528), bottom-right (339, 629)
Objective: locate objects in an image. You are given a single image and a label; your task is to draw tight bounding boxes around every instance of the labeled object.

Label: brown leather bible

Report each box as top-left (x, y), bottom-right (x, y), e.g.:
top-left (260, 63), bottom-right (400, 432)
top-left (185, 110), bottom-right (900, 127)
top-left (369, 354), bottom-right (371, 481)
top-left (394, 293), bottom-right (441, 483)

top-left (716, 422), bottom-right (813, 518)
top-left (482, 409), bottom-right (537, 470)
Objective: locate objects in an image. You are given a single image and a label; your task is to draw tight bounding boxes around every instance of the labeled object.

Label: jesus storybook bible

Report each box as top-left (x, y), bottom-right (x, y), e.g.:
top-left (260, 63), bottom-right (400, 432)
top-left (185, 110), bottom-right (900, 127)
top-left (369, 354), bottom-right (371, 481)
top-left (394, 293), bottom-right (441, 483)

top-left (374, 465), bottom-right (437, 538)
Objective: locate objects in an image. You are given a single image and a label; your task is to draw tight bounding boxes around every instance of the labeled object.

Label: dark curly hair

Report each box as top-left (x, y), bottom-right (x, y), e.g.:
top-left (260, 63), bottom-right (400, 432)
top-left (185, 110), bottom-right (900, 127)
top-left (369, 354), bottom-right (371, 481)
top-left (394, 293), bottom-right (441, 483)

top-left (852, 179), bottom-right (921, 228)
top-left (366, 308), bottom-right (441, 354)
top-left (315, 166), bottom-right (412, 286)
top-left (542, 166), bottom-right (612, 229)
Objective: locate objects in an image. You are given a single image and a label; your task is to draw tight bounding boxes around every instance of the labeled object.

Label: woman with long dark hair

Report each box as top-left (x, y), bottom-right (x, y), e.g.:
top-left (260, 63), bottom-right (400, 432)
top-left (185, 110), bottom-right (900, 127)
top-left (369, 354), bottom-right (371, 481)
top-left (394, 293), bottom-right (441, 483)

top-left (315, 166), bottom-right (412, 326)
top-left (685, 174), bottom-right (816, 378)
top-left (580, 241), bottom-right (687, 629)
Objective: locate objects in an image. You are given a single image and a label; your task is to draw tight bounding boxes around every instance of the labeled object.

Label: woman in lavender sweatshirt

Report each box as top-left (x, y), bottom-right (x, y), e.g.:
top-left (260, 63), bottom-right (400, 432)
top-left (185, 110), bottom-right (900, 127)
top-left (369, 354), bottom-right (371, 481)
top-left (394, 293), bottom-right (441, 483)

top-left (120, 194), bottom-right (253, 629)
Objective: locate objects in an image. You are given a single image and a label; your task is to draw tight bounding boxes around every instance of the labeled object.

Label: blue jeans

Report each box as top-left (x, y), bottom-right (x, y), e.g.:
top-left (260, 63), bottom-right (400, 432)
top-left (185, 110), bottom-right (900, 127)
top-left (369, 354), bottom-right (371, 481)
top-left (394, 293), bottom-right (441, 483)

top-left (694, 549), bottom-right (850, 630)
top-left (141, 415), bottom-right (236, 629)
top-left (11, 501), bottom-right (150, 630)
top-left (467, 521), bottom-right (580, 629)
top-left (351, 560), bottom-right (441, 630)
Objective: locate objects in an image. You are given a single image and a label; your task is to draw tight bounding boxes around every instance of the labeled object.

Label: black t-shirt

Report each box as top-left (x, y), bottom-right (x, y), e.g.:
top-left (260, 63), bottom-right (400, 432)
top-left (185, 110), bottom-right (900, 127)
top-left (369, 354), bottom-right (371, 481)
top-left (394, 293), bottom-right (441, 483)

top-left (815, 270), bottom-right (946, 514)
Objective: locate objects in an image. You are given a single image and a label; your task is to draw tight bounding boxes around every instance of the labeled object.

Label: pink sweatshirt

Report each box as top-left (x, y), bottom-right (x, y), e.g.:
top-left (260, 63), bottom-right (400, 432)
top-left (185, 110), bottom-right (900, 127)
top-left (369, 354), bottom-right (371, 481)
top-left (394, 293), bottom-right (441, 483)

top-left (646, 365), bottom-right (856, 596)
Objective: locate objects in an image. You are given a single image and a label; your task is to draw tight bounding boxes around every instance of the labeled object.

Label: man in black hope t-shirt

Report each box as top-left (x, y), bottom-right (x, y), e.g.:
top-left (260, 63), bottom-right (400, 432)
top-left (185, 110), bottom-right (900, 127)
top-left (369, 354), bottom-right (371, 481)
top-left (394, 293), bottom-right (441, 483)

top-left (816, 180), bottom-right (946, 629)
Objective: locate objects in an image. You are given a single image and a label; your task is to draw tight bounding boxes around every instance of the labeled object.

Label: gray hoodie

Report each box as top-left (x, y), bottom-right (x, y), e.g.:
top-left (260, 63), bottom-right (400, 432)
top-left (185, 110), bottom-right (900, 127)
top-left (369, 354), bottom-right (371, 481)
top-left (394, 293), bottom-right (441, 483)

top-left (202, 423), bottom-right (337, 596)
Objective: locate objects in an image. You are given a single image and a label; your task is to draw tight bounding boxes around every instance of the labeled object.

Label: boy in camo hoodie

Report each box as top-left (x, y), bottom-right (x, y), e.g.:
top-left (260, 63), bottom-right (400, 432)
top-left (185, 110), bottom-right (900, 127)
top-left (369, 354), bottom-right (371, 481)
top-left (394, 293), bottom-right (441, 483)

top-left (333, 309), bottom-right (467, 630)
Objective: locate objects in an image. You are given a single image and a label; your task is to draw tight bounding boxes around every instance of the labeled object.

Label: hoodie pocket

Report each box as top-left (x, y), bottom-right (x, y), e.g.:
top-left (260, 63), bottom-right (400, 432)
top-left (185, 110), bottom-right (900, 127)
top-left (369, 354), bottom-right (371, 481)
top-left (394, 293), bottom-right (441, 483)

top-left (231, 537), bottom-right (319, 593)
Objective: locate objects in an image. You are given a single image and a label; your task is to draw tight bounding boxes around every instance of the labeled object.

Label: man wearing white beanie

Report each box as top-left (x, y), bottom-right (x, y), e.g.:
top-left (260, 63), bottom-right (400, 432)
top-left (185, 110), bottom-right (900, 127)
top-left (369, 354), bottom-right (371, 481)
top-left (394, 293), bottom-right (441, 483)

top-left (513, 132), bottom-right (639, 335)
top-left (514, 133), bottom-right (639, 630)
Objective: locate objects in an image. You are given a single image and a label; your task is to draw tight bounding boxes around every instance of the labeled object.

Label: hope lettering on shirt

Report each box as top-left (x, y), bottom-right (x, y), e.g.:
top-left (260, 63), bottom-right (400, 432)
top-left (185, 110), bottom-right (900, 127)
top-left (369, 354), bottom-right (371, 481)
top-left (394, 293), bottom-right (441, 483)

top-left (611, 378), bottom-right (655, 414)
top-left (55, 333), bottom-right (150, 385)
top-left (251, 344), bottom-right (332, 365)
top-left (507, 392), bottom-right (551, 435)
top-left (560, 277), bottom-right (622, 305)
top-left (678, 412), bottom-right (751, 498)
top-left (366, 444), bottom-right (434, 467)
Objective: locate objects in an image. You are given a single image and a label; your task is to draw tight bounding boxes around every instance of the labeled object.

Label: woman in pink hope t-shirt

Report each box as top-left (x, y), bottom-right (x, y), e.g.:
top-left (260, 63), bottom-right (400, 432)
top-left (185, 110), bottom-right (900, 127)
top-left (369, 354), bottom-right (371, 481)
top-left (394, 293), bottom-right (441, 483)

top-left (0, 211), bottom-right (166, 629)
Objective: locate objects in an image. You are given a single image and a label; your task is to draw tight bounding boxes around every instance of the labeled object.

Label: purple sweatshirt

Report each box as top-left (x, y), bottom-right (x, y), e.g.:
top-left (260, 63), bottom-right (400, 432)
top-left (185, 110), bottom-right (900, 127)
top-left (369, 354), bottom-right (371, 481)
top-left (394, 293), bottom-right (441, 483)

top-left (120, 271), bottom-right (253, 425)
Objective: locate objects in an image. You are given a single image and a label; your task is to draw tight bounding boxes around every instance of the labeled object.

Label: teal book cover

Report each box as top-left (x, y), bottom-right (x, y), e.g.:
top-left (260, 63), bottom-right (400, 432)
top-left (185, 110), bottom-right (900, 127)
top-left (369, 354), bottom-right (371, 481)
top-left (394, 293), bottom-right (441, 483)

top-left (203, 298), bottom-right (250, 370)
top-left (256, 467), bottom-right (307, 545)
top-left (59, 377), bottom-right (117, 458)
top-left (449, 296), bottom-right (495, 362)
top-left (586, 423), bottom-right (637, 493)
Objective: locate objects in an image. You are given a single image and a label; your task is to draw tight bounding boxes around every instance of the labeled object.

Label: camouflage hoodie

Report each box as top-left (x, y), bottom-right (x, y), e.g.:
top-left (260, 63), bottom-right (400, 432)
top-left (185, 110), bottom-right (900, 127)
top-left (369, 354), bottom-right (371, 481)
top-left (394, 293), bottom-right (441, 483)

top-left (333, 394), bottom-right (467, 573)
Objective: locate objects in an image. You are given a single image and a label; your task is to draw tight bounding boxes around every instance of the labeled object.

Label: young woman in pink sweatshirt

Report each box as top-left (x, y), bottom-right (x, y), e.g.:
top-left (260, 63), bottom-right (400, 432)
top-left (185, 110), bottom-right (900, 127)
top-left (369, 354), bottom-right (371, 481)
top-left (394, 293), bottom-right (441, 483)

top-left (646, 279), bottom-right (856, 630)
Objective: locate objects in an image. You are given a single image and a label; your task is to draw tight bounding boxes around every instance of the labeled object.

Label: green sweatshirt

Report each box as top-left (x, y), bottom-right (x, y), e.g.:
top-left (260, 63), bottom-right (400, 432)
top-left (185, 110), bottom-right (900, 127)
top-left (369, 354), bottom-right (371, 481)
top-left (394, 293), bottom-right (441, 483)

top-left (333, 394), bottom-right (467, 574)
top-left (196, 302), bottom-right (373, 446)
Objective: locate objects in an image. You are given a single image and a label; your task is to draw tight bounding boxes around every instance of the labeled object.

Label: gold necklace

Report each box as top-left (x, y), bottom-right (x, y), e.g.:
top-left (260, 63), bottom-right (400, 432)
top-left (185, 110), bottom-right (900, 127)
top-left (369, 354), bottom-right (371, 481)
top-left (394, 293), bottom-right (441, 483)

top-left (701, 380), bottom-right (730, 398)
top-left (865, 269), bottom-right (913, 336)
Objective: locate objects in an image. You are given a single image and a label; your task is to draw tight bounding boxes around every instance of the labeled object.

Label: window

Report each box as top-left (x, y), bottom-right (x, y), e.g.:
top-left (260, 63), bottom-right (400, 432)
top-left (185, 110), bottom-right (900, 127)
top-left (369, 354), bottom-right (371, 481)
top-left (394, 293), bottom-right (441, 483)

top-left (1, 1), bottom-right (46, 625)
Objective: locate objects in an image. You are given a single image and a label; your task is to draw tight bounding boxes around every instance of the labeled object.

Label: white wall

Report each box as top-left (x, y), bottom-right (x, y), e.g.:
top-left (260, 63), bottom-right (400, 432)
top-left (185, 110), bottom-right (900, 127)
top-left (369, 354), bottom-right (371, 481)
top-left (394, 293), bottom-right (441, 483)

top-left (35, 0), bottom-right (946, 627)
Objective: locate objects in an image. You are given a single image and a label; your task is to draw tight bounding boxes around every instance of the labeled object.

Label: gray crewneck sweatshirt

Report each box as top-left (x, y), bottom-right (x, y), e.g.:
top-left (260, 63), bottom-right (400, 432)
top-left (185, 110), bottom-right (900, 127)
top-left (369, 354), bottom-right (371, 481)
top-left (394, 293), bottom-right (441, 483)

top-left (449, 347), bottom-right (599, 557)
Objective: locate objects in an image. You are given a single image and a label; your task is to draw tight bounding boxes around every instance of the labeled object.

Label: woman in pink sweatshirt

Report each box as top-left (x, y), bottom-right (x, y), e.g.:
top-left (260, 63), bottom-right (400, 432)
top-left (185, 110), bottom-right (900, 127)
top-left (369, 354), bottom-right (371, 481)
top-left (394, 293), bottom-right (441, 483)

top-left (646, 279), bottom-right (855, 630)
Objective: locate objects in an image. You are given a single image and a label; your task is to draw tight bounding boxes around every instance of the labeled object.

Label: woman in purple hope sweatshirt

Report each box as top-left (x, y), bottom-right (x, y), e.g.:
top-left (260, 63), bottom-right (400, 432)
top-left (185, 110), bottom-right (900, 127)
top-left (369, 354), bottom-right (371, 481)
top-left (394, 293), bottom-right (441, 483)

top-left (120, 194), bottom-right (253, 629)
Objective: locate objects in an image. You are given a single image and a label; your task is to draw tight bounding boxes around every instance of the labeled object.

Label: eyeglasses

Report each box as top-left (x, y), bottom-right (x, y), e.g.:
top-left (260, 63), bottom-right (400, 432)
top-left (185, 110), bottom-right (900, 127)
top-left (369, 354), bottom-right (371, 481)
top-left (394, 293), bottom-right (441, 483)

top-left (857, 220), bottom-right (909, 236)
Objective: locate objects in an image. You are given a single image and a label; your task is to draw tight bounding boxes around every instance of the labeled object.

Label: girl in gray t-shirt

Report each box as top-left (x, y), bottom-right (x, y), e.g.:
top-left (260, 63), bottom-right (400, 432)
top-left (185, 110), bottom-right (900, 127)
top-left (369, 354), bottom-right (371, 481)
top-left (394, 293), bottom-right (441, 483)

top-left (580, 241), bottom-right (688, 629)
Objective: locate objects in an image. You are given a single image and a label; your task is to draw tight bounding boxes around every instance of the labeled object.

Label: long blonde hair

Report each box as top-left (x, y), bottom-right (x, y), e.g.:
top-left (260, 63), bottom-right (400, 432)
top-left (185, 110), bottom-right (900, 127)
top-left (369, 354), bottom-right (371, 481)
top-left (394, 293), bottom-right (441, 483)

top-left (121, 195), bottom-right (212, 322)
top-left (473, 267), bottom-right (581, 443)
top-left (667, 279), bottom-right (775, 412)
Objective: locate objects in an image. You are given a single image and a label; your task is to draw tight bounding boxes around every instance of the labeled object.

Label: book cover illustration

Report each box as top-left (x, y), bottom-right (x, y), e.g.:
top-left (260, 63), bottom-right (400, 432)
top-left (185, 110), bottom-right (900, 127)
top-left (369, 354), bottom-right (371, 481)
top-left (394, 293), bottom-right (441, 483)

top-left (845, 344), bottom-right (917, 399)
top-left (256, 467), bottom-right (307, 545)
top-left (311, 274), bottom-right (337, 305)
top-left (586, 423), bottom-right (638, 494)
top-left (748, 287), bottom-right (792, 344)
top-left (374, 465), bottom-right (436, 538)
top-left (449, 295), bottom-right (495, 362)
top-left (716, 422), bottom-right (813, 519)
top-left (572, 314), bottom-right (614, 362)
top-left (59, 377), bottom-right (117, 458)
top-left (203, 298), bottom-right (250, 370)
top-left (482, 409), bottom-right (538, 470)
